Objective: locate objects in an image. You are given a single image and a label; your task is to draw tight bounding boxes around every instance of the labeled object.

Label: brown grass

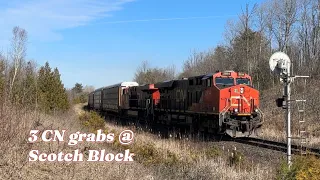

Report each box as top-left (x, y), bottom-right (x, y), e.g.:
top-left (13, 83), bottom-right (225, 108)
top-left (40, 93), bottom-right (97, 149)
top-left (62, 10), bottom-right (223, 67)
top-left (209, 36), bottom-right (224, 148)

top-left (0, 103), bottom-right (276, 180)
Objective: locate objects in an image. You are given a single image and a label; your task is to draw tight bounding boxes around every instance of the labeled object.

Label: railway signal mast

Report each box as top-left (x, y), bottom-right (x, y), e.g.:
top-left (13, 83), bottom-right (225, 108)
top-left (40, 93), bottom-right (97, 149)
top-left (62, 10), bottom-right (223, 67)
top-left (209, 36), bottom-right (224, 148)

top-left (269, 52), bottom-right (309, 168)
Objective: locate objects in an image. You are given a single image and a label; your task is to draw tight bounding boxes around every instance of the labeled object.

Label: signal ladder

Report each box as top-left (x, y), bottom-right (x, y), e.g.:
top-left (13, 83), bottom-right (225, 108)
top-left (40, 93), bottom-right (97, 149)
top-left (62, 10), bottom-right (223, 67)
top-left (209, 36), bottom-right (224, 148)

top-left (292, 76), bottom-right (309, 155)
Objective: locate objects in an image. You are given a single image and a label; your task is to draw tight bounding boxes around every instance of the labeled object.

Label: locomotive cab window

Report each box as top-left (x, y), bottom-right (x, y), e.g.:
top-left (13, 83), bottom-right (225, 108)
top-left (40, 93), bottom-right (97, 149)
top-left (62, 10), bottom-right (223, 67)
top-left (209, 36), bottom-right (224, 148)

top-left (236, 78), bottom-right (251, 86)
top-left (215, 77), bottom-right (234, 87)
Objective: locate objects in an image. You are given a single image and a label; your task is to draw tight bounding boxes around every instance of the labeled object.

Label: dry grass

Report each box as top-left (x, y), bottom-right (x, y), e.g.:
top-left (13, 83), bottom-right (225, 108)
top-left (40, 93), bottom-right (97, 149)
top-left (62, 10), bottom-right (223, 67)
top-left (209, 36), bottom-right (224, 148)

top-left (258, 79), bottom-right (320, 148)
top-left (105, 122), bottom-right (275, 180)
top-left (0, 105), bottom-right (151, 180)
top-left (0, 103), bottom-right (276, 180)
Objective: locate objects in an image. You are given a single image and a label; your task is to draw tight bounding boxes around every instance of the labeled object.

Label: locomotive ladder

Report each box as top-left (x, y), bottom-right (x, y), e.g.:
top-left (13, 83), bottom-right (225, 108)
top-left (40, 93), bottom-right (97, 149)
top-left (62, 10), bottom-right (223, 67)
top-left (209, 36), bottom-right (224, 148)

top-left (291, 76), bottom-right (309, 156)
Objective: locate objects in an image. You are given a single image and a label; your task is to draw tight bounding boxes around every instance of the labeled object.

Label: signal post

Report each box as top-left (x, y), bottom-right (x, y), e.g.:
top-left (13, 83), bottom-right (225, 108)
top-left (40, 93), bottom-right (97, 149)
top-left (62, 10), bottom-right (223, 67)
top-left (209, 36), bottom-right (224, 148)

top-left (269, 52), bottom-right (309, 168)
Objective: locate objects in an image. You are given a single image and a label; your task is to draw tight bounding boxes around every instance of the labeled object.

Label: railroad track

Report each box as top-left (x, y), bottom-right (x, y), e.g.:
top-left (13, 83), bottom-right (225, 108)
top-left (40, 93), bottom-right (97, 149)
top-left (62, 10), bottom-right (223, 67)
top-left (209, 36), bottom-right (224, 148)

top-left (231, 137), bottom-right (320, 157)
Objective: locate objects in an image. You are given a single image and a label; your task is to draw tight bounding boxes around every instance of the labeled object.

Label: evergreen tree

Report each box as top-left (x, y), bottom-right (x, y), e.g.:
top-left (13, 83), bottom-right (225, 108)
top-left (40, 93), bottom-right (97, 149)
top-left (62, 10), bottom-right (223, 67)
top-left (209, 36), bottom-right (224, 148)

top-left (52, 67), bottom-right (69, 111)
top-left (230, 28), bottom-right (271, 90)
top-left (72, 83), bottom-right (83, 94)
top-left (37, 62), bottom-right (49, 112)
top-left (23, 61), bottom-right (37, 109)
top-left (37, 62), bottom-right (69, 114)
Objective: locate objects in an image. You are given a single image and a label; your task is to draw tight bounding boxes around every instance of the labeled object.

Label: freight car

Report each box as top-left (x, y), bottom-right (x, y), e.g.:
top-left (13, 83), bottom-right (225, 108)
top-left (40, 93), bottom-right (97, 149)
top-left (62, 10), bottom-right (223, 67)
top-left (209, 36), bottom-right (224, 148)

top-left (87, 70), bottom-right (263, 138)
top-left (88, 82), bottom-right (139, 113)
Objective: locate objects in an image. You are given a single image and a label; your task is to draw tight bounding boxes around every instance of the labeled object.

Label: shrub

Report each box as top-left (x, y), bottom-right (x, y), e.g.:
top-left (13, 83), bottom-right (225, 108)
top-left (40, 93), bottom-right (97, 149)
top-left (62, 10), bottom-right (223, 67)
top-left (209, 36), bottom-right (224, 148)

top-left (204, 145), bottom-right (221, 158)
top-left (72, 94), bottom-right (88, 104)
top-left (129, 142), bottom-right (179, 166)
top-left (277, 155), bottom-right (320, 180)
top-left (132, 142), bottom-right (161, 165)
top-left (79, 111), bottom-right (105, 133)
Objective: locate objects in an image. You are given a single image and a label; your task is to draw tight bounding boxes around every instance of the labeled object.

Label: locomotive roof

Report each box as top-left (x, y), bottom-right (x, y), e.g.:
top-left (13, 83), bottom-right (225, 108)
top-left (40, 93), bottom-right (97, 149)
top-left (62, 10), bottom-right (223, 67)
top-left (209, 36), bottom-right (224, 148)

top-left (189, 74), bottom-right (206, 79)
top-left (202, 73), bottom-right (215, 80)
top-left (154, 80), bottom-right (174, 89)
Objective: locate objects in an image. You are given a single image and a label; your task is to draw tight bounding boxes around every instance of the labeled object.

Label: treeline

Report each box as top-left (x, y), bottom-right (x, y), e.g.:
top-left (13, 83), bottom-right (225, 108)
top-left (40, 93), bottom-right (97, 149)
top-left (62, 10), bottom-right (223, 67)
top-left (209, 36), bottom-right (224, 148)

top-left (134, 0), bottom-right (320, 91)
top-left (68, 83), bottom-right (95, 104)
top-left (133, 60), bottom-right (176, 85)
top-left (0, 26), bottom-right (69, 114)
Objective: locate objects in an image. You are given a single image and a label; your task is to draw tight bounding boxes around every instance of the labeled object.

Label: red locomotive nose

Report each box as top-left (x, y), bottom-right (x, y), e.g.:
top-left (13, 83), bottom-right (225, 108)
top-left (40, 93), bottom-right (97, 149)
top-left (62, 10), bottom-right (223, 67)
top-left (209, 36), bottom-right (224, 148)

top-left (229, 85), bottom-right (252, 114)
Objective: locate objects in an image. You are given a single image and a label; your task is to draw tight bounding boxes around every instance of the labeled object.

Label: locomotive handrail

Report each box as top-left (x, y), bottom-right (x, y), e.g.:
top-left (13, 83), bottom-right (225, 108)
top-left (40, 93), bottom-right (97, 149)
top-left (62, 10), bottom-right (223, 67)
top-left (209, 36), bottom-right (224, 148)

top-left (219, 98), bottom-right (232, 127)
top-left (256, 107), bottom-right (264, 123)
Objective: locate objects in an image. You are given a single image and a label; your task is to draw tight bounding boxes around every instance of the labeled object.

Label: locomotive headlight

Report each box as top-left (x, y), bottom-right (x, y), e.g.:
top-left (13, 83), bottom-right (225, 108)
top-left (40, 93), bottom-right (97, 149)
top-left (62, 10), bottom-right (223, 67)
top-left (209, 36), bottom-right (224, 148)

top-left (234, 108), bottom-right (238, 113)
top-left (254, 108), bottom-right (258, 113)
top-left (240, 87), bottom-right (244, 94)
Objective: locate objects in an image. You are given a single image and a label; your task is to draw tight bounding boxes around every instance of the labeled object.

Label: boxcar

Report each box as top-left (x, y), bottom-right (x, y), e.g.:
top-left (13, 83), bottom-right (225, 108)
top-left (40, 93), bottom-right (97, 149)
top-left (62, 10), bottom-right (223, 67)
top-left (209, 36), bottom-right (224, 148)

top-left (101, 82), bottom-right (139, 113)
top-left (88, 92), bottom-right (94, 109)
top-left (93, 87), bottom-right (103, 110)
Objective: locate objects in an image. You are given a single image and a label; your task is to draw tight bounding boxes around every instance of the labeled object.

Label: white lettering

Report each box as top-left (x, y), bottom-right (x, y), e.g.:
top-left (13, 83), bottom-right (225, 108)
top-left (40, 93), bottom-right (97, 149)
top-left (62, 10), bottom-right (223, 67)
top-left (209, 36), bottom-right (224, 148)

top-left (29, 150), bottom-right (38, 161)
top-left (28, 150), bottom-right (83, 162)
top-left (87, 150), bottom-right (99, 161)
top-left (42, 130), bottom-right (53, 142)
top-left (96, 129), bottom-right (106, 142)
top-left (123, 149), bottom-right (135, 161)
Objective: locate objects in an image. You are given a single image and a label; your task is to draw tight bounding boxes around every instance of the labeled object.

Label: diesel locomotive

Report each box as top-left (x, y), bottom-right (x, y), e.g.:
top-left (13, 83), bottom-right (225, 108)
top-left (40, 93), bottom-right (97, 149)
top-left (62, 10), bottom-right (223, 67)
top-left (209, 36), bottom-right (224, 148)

top-left (87, 70), bottom-right (263, 138)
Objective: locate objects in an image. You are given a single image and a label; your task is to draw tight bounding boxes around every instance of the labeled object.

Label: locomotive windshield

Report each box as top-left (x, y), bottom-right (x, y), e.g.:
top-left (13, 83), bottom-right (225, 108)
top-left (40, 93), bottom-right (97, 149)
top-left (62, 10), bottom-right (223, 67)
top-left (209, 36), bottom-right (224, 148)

top-left (236, 78), bottom-right (251, 85)
top-left (215, 77), bottom-right (234, 86)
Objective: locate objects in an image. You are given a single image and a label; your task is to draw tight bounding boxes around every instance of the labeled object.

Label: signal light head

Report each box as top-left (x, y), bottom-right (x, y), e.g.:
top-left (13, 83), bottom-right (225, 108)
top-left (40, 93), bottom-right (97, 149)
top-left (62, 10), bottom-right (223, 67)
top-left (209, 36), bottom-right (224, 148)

top-left (276, 98), bottom-right (285, 107)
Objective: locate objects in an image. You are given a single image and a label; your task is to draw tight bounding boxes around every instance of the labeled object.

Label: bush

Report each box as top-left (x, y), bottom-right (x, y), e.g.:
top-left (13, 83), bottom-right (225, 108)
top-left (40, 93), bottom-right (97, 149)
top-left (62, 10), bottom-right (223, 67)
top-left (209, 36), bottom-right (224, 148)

top-left (277, 155), bottom-right (320, 180)
top-left (204, 145), bottom-right (221, 158)
top-left (73, 94), bottom-right (88, 104)
top-left (132, 142), bottom-right (161, 165)
top-left (129, 142), bottom-right (179, 166)
top-left (79, 111), bottom-right (105, 133)
top-left (163, 150), bottom-right (179, 166)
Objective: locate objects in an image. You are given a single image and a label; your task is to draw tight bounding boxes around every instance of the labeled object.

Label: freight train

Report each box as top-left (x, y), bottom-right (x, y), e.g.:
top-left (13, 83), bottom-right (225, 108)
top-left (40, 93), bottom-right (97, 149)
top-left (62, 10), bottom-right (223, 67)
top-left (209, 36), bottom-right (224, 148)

top-left (87, 70), bottom-right (264, 138)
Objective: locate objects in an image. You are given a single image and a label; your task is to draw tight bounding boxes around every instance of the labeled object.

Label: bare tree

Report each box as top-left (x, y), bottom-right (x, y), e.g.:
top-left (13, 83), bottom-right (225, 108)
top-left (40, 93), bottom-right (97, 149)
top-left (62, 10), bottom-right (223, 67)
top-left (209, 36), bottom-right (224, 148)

top-left (302, 0), bottom-right (320, 76)
top-left (179, 49), bottom-right (218, 78)
top-left (133, 60), bottom-right (150, 84)
top-left (9, 26), bottom-right (28, 98)
top-left (212, 46), bottom-right (230, 71)
top-left (266, 0), bottom-right (298, 52)
top-left (134, 60), bottom-right (176, 84)
top-left (239, 3), bottom-right (258, 74)
top-left (83, 85), bottom-right (95, 93)
top-left (0, 53), bottom-right (6, 113)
